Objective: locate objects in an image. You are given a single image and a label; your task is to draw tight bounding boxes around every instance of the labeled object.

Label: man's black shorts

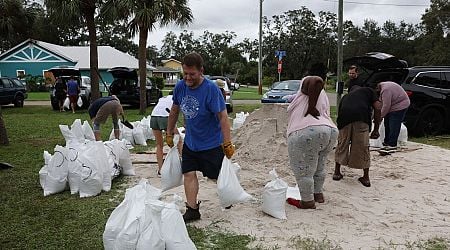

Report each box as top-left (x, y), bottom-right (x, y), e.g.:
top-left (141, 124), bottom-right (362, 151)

top-left (181, 144), bottom-right (224, 179)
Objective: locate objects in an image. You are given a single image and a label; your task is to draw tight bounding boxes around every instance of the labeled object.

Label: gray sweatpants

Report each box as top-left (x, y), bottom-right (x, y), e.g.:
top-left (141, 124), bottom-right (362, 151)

top-left (287, 125), bottom-right (338, 201)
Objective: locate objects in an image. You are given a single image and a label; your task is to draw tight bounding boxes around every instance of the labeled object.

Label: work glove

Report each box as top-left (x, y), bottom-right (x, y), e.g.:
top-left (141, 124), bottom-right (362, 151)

top-left (222, 141), bottom-right (235, 159)
top-left (166, 134), bottom-right (174, 148)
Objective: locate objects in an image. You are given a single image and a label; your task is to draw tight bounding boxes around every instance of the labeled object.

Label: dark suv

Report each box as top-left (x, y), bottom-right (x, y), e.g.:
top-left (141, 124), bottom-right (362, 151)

top-left (48, 66), bottom-right (91, 110)
top-left (346, 52), bottom-right (450, 136)
top-left (0, 77), bottom-right (27, 107)
top-left (108, 67), bottom-right (162, 107)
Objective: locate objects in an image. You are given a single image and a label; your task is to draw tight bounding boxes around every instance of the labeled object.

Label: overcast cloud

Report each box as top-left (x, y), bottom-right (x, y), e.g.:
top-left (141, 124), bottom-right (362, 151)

top-left (146, 0), bottom-right (431, 49)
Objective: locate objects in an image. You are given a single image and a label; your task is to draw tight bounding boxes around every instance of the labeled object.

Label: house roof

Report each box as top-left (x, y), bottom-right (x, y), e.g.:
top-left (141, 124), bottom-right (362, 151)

top-left (0, 39), bottom-right (155, 70)
top-left (161, 58), bottom-right (181, 64)
top-left (153, 66), bottom-right (181, 73)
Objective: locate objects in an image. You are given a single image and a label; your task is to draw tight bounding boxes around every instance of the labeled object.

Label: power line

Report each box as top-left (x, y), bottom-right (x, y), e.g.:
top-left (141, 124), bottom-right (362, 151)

top-left (322, 0), bottom-right (429, 7)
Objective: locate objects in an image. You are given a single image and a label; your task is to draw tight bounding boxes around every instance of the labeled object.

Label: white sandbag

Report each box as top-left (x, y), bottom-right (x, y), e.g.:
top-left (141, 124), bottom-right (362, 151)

top-left (66, 144), bottom-right (85, 194)
top-left (262, 169), bottom-right (288, 220)
top-left (95, 142), bottom-right (112, 192)
top-left (217, 157), bottom-right (252, 208)
top-left (161, 202), bottom-right (197, 250)
top-left (42, 145), bottom-right (69, 196)
top-left (160, 144), bottom-right (183, 192)
top-left (103, 179), bottom-right (154, 250)
top-left (82, 120), bottom-right (96, 141)
top-left (140, 116), bottom-right (154, 140)
top-left (132, 122), bottom-right (147, 146)
top-left (369, 121), bottom-right (408, 147)
top-left (121, 122), bottom-right (135, 145)
top-left (77, 96), bottom-right (83, 107)
top-left (70, 119), bottom-right (85, 141)
top-left (39, 151), bottom-right (52, 188)
top-left (286, 184), bottom-right (301, 200)
top-left (63, 96), bottom-right (70, 109)
top-left (104, 140), bottom-right (124, 179)
top-left (232, 112), bottom-right (249, 130)
top-left (78, 142), bottom-right (104, 198)
top-left (119, 139), bottom-right (135, 176)
top-left (136, 199), bottom-right (166, 250)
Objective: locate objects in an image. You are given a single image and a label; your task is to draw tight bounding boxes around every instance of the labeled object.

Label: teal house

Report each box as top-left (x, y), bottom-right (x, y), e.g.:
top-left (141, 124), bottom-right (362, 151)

top-left (0, 39), bottom-right (154, 86)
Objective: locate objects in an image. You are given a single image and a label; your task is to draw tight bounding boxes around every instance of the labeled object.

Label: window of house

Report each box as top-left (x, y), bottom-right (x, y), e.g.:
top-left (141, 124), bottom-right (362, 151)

top-left (16, 70), bottom-right (25, 79)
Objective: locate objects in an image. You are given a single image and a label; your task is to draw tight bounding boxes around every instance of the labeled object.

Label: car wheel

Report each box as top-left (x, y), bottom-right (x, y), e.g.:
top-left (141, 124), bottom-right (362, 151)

top-left (415, 108), bottom-right (444, 136)
top-left (14, 96), bottom-right (24, 108)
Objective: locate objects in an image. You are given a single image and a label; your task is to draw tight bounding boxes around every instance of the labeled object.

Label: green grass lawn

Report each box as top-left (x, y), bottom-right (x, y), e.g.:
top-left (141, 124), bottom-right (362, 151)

top-left (232, 87), bottom-right (263, 100)
top-left (27, 91), bottom-right (50, 101)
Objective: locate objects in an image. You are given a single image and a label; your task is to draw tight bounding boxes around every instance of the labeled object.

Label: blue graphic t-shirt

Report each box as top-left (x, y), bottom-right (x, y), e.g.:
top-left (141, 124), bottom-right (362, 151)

top-left (173, 78), bottom-right (226, 151)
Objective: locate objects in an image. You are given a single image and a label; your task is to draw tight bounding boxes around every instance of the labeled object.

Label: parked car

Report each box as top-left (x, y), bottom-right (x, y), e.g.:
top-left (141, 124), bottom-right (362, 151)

top-left (108, 67), bottom-right (162, 107)
top-left (261, 80), bottom-right (301, 103)
top-left (49, 66), bottom-right (91, 110)
top-left (345, 52), bottom-right (450, 136)
top-left (0, 77), bottom-right (28, 107)
top-left (206, 76), bottom-right (233, 113)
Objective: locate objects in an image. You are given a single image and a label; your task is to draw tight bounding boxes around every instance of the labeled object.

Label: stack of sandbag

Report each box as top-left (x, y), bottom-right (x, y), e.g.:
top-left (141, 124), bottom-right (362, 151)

top-left (109, 118), bottom-right (152, 146)
top-left (232, 112), bottom-right (249, 130)
top-left (39, 120), bottom-right (135, 197)
top-left (103, 179), bottom-right (197, 250)
top-left (369, 121), bottom-right (408, 148)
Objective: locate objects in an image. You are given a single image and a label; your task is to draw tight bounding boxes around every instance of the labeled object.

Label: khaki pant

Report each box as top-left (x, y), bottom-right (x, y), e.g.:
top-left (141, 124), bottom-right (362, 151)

top-left (335, 122), bottom-right (370, 169)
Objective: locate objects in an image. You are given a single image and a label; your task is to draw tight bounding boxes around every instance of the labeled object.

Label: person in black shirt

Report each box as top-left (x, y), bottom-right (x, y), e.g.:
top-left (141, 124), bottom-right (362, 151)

top-left (54, 77), bottom-right (67, 112)
top-left (347, 65), bottom-right (365, 92)
top-left (333, 86), bottom-right (381, 187)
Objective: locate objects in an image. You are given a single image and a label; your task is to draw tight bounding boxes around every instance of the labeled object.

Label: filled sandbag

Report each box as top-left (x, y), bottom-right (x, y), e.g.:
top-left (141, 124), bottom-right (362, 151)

top-left (160, 142), bottom-right (183, 192)
top-left (262, 169), bottom-right (288, 220)
top-left (82, 120), bottom-right (96, 141)
top-left (161, 201), bottom-right (197, 250)
top-left (41, 145), bottom-right (69, 196)
top-left (217, 157), bottom-right (252, 208)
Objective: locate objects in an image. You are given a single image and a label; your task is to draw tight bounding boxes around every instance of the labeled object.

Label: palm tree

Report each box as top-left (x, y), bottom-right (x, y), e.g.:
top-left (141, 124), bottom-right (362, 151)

top-left (44, 0), bottom-right (101, 101)
top-left (102, 0), bottom-right (193, 114)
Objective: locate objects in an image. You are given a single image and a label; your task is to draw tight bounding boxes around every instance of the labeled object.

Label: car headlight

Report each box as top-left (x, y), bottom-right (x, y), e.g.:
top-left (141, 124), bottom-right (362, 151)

top-left (262, 93), bottom-right (268, 99)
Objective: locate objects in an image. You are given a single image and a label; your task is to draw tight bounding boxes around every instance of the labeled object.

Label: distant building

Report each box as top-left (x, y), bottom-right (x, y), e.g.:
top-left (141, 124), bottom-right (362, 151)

top-left (153, 59), bottom-right (182, 86)
top-left (0, 39), bottom-right (155, 86)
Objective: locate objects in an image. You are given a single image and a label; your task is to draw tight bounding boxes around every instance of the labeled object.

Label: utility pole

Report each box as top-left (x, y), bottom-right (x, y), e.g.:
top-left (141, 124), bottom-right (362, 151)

top-left (258, 0), bottom-right (263, 95)
top-left (336, 0), bottom-right (344, 114)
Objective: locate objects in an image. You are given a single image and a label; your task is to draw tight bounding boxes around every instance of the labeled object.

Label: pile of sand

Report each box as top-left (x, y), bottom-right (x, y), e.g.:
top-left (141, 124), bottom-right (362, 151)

top-left (128, 104), bottom-right (450, 249)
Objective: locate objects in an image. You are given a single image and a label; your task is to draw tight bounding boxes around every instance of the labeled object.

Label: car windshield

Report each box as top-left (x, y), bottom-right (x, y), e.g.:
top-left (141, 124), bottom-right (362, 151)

top-left (272, 81), bottom-right (300, 91)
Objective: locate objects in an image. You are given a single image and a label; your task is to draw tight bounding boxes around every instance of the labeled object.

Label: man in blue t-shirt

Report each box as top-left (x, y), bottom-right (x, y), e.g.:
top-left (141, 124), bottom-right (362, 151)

top-left (166, 52), bottom-right (234, 222)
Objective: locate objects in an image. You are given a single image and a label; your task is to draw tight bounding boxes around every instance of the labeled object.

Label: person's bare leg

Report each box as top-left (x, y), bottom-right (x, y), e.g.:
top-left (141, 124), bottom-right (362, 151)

top-left (184, 171), bottom-right (199, 208)
top-left (113, 129), bottom-right (120, 140)
top-left (153, 129), bottom-right (163, 173)
top-left (94, 131), bottom-right (101, 141)
top-left (71, 101), bottom-right (75, 113)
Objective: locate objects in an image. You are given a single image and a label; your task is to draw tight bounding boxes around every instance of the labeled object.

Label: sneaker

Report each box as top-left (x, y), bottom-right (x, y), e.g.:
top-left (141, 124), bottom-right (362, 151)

top-left (183, 202), bottom-right (201, 222)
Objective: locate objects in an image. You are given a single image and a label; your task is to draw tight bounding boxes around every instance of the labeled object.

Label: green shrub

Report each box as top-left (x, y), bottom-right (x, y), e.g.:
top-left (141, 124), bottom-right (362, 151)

top-left (149, 76), bottom-right (165, 90)
top-left (263, 76), bottom-right (276, 88)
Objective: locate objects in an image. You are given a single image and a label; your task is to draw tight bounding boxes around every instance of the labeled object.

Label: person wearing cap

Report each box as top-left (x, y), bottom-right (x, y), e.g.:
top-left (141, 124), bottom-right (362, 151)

top-left (215, 79), bottom-right (227, 101)
top-left (88, 95), bottom-right (124, 141)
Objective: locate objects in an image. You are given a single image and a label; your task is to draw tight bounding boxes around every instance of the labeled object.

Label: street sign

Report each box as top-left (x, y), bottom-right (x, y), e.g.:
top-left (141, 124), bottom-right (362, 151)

top-left (277, 60), bottom-right (282, 73)
top-left (275, 50), bottom-right (286, 61)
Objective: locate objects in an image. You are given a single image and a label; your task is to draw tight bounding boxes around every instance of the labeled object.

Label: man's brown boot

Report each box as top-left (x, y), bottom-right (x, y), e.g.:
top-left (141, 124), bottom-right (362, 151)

top-left (314, 193), bottom-right (324, 203)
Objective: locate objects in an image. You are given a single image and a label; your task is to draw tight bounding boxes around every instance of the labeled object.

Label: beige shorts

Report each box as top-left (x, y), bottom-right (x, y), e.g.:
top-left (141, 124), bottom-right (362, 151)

top-left (335, 121), bottom-right (370, 169)
top-left (93, 100), bottom-right (123, 125)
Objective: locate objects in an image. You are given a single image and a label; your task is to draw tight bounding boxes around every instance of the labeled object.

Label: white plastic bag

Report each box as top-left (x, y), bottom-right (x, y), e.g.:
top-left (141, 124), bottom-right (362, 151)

top-left (77, 96), bottom-right (83, 107)
top-left (262, 169), bottom-right (288, 220)
top-left (41, 145), bottom-right (69, 196)
top-left (78, 142), bottom-right (104, 198)
top-left (286, 184), bottom-right (301, 200)
top-left (132, 123), bottom-right (147, 146)
top-left (136, 199), bottom-right (166, 250)
top-left (217, 157), bottom-right (252, 208)
top-left (82, 120), bottom-right (96, 141)
top-left (160, 144), bottom-right (183, 192)
top-left (63, 96), bottom-right (70, 109)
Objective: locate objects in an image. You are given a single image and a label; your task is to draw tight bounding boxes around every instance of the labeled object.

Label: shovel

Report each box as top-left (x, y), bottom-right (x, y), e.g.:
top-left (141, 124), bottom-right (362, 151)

top-left (121, 115), bottom-right (134, 129)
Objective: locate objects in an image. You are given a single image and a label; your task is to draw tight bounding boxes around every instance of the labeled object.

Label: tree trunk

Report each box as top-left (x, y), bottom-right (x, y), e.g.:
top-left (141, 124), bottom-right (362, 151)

top-left (138, 25), bottom-right (149, 115)
top-left (84, 4), bottom-right (100, 102)
top-left (0, 107), bottom-right (9, 146)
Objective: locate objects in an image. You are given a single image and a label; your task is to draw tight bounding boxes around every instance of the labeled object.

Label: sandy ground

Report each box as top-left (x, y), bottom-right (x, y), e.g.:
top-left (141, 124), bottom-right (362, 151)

top-left (126, 104), bottom-right (450, 249)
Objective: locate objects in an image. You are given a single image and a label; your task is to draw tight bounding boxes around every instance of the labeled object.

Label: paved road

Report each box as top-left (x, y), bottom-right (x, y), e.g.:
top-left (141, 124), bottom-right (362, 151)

top-left (25, 92), bottom-right (338, 106)
top-left (234, 92), bottom-right (337, 105)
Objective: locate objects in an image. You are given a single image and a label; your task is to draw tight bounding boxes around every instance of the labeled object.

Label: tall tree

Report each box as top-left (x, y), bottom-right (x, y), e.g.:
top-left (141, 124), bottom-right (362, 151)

top-left (102, 0), bottom-right (192, 114)
top-left (45, 0), bottom-right (102, 101)
top-left (0, 0), bottom-right (32, 52)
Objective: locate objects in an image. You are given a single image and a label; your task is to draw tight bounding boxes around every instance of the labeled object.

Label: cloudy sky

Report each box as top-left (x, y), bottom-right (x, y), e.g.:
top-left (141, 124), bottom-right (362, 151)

top-left (146, 0), bottom-right (431, 49)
